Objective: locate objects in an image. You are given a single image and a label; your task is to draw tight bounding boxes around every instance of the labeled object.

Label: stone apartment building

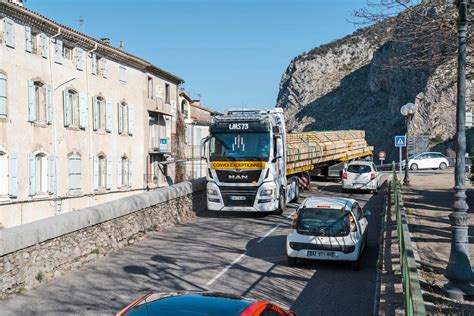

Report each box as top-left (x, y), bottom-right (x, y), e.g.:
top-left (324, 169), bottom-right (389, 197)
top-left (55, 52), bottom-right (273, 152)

top-left (0, 0), bottom-right (183, 228)
top-left (179, 91), bottom-right (218, 179)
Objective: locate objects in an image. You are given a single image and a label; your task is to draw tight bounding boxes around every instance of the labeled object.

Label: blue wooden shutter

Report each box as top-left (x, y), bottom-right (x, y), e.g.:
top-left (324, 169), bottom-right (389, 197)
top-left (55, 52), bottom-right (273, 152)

top-left (128, 104), bottom-right (135, 135)
top-left (4, 18), bottom-right (15, 48)
top-left (28, 153), bottom-right (36, 196)
top-left (106, 101), bottom-right (112, 132)
top-left (79, 92), bottom-right (88, 129)
top-left (106, 158), bottom-right (112, 189)
top-left (93, 156), bottom-right (99, 190)
top-left (63, 90), bottom-right (71, 126)
top-left (27, 80), bottom-right (36, 122)
top-left (41, 33), bottom-right (48, 58)
top-left (46, 85), bottom-right (53, 124)
top-left (25, 26), bottom-right (32, 53)
top-left (128, 159), bottom-right (132, 188)
top-left (91, 53), bottom-right (97, 75)
top-left (118, 103), bottom-right (123, 134)
top-left (0, 73), bottom-right (6, 117)
top-left (117, 158), bottom-right (122, 188)
top-left (92, 96), bottom-right (98, 130)
top-left (8, 153), bottom-right (18, 198)
top-left (54, 39), bottom-right (63, 64)
top-left (47, 155), bottom-right (56, 194)
top-left (68, 155), bottom-right (81, 192)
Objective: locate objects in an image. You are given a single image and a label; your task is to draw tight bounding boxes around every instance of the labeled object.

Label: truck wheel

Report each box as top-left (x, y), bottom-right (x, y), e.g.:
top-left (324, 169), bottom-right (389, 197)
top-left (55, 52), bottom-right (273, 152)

top-left (274, 188), bottom-right (286, 215)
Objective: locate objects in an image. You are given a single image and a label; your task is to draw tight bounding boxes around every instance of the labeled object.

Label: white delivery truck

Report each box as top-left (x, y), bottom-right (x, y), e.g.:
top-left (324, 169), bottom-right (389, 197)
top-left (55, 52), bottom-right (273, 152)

top-left (200, 108), bottom-right (373, 214)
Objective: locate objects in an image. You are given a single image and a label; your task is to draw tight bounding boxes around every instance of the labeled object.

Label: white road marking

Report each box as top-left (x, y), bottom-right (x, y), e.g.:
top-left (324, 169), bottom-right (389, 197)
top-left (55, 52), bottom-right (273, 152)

top-left (317, 182), bottom-right (331, 192)
top-left (207, 215), bottom-right (291, 287)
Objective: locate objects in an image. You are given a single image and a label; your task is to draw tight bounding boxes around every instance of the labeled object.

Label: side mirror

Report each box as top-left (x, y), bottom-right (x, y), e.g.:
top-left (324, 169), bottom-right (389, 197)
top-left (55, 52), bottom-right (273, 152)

top-left (272, 156), bottom-right (282, 163)
top-left (200, 136), bottom-right (210, 160)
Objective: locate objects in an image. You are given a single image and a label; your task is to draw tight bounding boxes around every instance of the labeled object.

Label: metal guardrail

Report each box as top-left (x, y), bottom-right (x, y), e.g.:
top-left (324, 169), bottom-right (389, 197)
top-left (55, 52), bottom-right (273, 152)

top-left (391, 164), bottom-right (426, 316)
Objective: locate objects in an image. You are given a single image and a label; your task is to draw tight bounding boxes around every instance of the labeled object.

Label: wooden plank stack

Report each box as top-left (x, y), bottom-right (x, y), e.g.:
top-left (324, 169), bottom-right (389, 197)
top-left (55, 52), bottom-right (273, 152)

top-left (286, 130), bottom-right (373, 171)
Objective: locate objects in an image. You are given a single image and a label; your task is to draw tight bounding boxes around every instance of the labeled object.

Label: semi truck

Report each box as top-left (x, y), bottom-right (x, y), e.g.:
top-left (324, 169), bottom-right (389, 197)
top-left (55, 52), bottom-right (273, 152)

top-left (200, 108), bottom-right (373, 214)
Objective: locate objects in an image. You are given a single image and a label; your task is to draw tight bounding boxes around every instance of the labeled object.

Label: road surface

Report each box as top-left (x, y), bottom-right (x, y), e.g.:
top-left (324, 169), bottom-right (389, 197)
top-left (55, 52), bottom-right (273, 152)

top-left (0, 177), bottom-right (386, 315)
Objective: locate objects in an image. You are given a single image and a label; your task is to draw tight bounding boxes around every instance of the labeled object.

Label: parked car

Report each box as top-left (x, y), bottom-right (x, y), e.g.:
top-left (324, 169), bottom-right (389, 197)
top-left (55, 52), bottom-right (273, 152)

top-left (341, 160), bottom-right (380, 194)
top-left (117, 291), bottom-right (296, 316)
top-left (405, 152), bottom-right (449, 171)
top-left (286, 196), bottom-right (370, 271)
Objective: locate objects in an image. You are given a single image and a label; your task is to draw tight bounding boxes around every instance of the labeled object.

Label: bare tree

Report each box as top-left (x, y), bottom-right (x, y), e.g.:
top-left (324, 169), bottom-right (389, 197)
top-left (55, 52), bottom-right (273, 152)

top-left (174, 110), bottom-right (186, 183)
top-left (352, 0), bottom-right (457, 69)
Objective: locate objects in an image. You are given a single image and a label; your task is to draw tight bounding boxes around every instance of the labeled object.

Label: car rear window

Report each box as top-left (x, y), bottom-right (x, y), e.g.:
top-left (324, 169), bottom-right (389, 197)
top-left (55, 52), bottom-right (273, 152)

top-left (298, 208), bottom-right (350, 236)
top-left (347, 164), bottom-right (371, 174)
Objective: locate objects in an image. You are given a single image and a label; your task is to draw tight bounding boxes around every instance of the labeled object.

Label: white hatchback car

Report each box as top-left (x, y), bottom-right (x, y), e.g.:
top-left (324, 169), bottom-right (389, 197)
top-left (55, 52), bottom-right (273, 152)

top-left (406, 152), bottom-right (449, 171)
top-left (286, 197), bottom-right (370, 270)
top-left (341, 160), bottom-right (380, 194)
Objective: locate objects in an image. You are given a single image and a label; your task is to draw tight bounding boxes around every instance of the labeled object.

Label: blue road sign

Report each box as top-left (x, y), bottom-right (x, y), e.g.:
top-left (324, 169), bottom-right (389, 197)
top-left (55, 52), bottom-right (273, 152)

top-left (395, 135), bottom-right (407, 147)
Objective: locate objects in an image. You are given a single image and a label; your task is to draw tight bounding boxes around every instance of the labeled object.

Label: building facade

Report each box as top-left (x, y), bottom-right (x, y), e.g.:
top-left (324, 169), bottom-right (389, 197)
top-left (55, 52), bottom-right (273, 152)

top-left (178, 92), bottom-right (218, 180)
top-left (0, 0), bottom-right (183, 228)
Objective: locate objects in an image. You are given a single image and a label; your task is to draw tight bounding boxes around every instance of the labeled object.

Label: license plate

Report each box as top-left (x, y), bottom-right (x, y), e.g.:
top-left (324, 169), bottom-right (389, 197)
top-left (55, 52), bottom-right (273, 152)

top-left (230, 196), bottom-right (246, 201)
top-left (307, 250), bottom-right (335, 258)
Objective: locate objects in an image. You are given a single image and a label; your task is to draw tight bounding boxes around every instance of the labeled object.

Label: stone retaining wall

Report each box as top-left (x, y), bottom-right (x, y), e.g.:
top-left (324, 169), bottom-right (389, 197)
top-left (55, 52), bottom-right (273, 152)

top-left (0, 179), bottom-right (206, 299)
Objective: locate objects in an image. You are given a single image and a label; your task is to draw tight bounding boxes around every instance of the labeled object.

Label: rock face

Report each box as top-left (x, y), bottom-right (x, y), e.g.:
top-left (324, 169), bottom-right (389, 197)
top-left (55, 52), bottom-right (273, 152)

top-left (277, 1), bottom-right (461, 160)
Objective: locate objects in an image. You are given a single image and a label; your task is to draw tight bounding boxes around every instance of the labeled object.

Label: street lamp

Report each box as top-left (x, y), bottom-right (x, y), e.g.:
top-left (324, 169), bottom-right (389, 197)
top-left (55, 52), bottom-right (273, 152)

top-left (400, 102), bottom-right (417, 186)
top-left (444, 0), bottom-right (474, 300)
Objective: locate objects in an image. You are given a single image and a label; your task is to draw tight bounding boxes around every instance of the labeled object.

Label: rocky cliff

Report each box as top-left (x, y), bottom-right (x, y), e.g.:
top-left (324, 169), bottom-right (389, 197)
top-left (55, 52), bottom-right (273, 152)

top-left (277, 1), bottom-right (461, 160)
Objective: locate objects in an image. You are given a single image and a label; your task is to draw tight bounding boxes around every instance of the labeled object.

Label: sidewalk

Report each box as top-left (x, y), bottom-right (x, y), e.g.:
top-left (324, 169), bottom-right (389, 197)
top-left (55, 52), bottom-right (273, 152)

top-left (402, 169), bottom-right (474, 313)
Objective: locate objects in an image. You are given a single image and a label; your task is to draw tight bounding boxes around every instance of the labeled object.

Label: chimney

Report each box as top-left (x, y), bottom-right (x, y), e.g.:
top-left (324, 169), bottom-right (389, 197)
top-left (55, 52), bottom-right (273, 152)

top-left (119, 41), bottom-right (125, 50)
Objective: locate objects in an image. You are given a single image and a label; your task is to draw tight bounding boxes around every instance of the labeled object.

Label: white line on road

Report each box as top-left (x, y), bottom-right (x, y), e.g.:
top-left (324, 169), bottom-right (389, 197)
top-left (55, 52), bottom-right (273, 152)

top-left (317, 182), bottom-right (331, 192)
top-left (257, 224), bottom-right (282, 243)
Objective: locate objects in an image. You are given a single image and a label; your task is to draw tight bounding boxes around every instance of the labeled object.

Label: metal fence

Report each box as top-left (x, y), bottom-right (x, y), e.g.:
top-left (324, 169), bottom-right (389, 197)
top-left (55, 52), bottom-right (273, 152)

top-left (391, 164), bottom-right (426, 316)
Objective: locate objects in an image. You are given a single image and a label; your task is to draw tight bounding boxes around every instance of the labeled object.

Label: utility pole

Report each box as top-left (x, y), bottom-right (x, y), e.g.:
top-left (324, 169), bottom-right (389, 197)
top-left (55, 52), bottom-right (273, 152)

top-left (444, 0), bottom-right (474, 300)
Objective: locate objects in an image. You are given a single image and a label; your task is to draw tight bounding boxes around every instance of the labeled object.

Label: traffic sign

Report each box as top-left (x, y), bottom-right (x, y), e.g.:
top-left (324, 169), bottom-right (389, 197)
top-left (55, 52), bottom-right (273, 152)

top-left (378, 151), bottom-right (386, 159)
top-left (395, 135), bottom-right (407, 147)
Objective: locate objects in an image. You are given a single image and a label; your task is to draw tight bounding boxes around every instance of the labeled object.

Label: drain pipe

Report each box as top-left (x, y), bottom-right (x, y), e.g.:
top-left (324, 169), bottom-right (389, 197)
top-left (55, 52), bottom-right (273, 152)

top-left (86, 43), bottom-right (98, 207)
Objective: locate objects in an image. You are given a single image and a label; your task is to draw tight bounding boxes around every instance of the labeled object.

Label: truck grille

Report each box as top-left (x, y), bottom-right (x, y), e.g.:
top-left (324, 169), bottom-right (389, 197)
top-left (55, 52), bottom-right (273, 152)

top-left (220, 186), bottom-right (259, 207)
top-left (215, 170), bottom-right (262, 183)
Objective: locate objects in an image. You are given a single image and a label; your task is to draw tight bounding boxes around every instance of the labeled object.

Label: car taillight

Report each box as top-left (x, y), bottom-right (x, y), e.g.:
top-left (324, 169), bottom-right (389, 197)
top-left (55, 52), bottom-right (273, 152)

top-left (342, 172), bottom-right (348, 179)
top-left (370, 173), bottom-right (376, 180)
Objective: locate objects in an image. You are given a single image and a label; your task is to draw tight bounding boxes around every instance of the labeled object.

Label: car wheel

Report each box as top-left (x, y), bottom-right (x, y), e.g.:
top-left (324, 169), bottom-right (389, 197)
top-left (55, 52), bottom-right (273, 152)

top-left (439, 162), bottom-right (447, 170)
top-left (273, 188), bottom-right (286, 215)
top-left (288, 256), bottom-right (297, 267)
top-left (410, 163), bottom-right (418, 171)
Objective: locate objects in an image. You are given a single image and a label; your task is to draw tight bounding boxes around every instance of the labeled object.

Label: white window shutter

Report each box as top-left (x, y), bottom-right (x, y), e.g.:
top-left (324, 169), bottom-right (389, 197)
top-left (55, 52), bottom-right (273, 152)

top-left (117, 158), bottom-right (122, 188)
top-left (102, 59), bottom-right (108, 78)
top-left (119, 65), bottom-right (126, 83)
top-left (27, 80), bottom-right (36, 122)
top-left (0, 73), bottom-right (6, 117)
top-left (47, 155), bottom-right (56, 194)
top-left (93, 156), bottom-right (99, 190)
top-left (118, 103), bottom-right (123, 134)
top-left (79, 92), bottom-right (88, 129)
top-left (25, 26), bottom-right (32, 52)
top-left (106, 158), bottom-right (112, 189)
top-left (8, 153), bottom-right (18, 198)
top-left (128, 104), bottom-right (135, 135)
top-left (28, 153), bottom-right (36, 196)
top-left (63, 90), bottom-right (71, 126)
top-left (54, 39), bottom-right (63, 64)
top-left (68, 155), bottom-right (81, 192)
top-left (92, 96), bottom-right (98, 130)
top-left (76, 48), bottom-right (85, 70)
top-left (128, 159), bottom-right (132, 188)
top-left (91, 53), bottom-right (97, 75)
top-left (4, 18), bottom-right (15, 48)
top-left (106, 101), bottom-right (112, 132)
top-left (46, 85), bottom-right (53, 124)
top-left (41, 33), bottom-right (48, 58)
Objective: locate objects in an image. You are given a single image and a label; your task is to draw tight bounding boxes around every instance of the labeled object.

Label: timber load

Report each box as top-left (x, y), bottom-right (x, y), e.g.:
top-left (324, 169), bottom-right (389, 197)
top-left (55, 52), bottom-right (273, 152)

top-left (286, 130), bottom-right (373, 175)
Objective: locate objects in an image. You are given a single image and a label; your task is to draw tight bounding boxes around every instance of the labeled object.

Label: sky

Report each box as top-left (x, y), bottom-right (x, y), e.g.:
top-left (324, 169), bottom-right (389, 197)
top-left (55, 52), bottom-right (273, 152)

top-left (26, 0), bottom-right (369, 112)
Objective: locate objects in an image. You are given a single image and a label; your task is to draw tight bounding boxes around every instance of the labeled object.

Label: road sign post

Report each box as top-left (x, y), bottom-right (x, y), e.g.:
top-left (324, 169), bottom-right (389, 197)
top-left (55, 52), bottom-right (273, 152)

top-left (395, 136), bottom-right (407, 181)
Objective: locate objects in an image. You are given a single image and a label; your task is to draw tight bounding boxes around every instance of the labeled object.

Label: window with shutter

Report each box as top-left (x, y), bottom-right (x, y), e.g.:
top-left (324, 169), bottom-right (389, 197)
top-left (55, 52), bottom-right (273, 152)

top-left (54, 39), bottom-right (63, 64)
top-left (91, 53), bottom-right (97, 75)
top-left (106, 158), bottom-right (112, 189)
top-left (76, 48), bottom-right (85, 70)
top-left (32, 81), bottom-right (47, 124)
top-left (27, 80), bottom-right (36, 122)
top-left (4, 18), bottom-right (15, 48)
top-left (25, 26), bottom-right (32, 53)
top-left (68, 155), bottom-right (81, 193)
top-left (119, 65), bottom-right (127, 83)
top-left (106, 101), bottom-right (112, 132)
top-left (0, 73), bottom-right (7, 117)
top-left (128, 104), bottom-right (134, 135)
top-left (8, 153), bottom-right (18, 198)
top-left (47, 156), bottom-right (56, 194)
top-left (118, 102), bottom-right (124, 134)
top-left (40, 33), bottom-right (48, 58)
top-left (93, 156), bottom-right (99, 190)
top-left (46, 85), bottom-right (53, 124)
top-left (100, 58), bottom-right (108, 78)
top-left (117, 158), bottom-right (122, 188)
top-left (28, 153), bottom-right (36, 196)
top-left (128, 159), bottom-right (132, 188)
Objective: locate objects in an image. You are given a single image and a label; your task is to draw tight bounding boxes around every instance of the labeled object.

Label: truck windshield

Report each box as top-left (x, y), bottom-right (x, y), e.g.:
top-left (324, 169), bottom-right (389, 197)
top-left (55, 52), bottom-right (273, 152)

top-left (209, 132), bottom-right (270, 161)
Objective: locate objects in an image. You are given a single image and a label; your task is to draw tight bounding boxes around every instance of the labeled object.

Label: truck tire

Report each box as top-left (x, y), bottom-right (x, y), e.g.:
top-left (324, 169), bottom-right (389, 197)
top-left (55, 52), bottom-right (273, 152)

top-left (274, 188), bottom-right (286, 215)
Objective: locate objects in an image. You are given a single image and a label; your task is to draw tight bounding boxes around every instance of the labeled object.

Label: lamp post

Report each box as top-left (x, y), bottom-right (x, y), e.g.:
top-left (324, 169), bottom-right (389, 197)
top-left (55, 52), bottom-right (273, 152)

top-left (444, 0), bottom-right (474, 300)
top-left (400, 102), bottom-right (417, 186)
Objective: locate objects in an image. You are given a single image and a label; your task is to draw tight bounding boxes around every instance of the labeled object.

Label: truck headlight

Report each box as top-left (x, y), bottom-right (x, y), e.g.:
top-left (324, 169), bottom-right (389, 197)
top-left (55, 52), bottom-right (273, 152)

top-left (260, 189), bottom-right (273, 196)
top-left (207, 189), bottom-right (218, 196)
